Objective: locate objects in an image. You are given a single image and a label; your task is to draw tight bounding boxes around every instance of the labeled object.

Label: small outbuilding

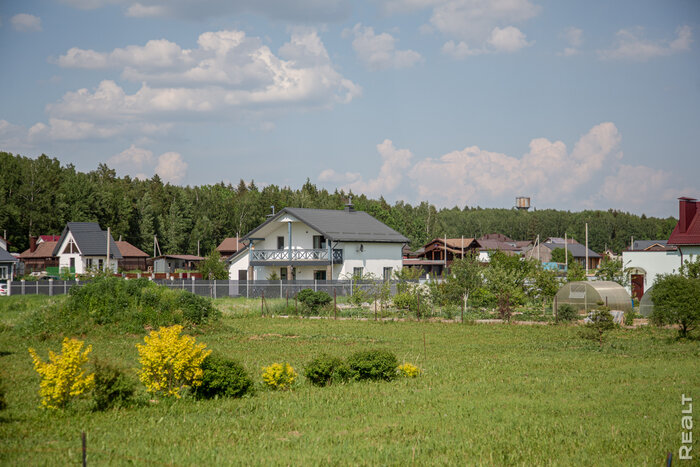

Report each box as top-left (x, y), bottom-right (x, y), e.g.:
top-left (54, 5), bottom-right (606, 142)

top-left (554, 281), bottom-right (632, 312)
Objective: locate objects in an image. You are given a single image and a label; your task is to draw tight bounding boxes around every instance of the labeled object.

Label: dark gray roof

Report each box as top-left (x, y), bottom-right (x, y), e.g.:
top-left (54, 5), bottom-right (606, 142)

top-left (632, 240), bottom-right (671, 251)
top-left (543, 242), bottom-right (600, 258)
top-left (244, 207), bottom-right (409, 243)
top-left (52, 222), bottom-right (123, 259)
top-left (0, 248), bottom-right (18, 263)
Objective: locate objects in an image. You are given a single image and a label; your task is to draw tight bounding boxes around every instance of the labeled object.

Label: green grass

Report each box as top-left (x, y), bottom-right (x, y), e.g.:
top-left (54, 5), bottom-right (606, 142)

top-left (1, 296), bottom-right (698, 465)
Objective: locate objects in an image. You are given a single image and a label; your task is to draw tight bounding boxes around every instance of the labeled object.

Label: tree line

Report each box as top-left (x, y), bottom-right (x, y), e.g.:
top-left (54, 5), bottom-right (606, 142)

top-left (0, 152), bottom-right (678, 255)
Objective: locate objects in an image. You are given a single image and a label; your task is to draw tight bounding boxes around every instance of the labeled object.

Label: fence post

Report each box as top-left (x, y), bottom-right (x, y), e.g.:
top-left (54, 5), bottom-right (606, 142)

top-left (6, 280), bottom-right (10, 297)
top-left (214, 280), bottom-right (217, 299)
top-left (21, 279), bottom-right (25, 296)
top-left (81, 431), bottom-right (87, 467)
top-left (261, 291), bottom-right (265, 317)
top-left (192, 277), bottom-right (195, 293)
top-left (286, 289), bottom-right (289, 307)
top-left (49, 279), bottom-right (53, 296)
top-left (280, 280), bottom-right (282, 299)
top-left (36, 281), bottom-right (39, 295)
top-left (64, 280), bottom-right (67, 295)
top-left (417, 294), bottom-right (420, 321)
top-left (374, 297), bottom-right (377, 321)
top-left (334, 289), bottom-right (337, 320)
top-left (314, 279), bottom-right (317, 292)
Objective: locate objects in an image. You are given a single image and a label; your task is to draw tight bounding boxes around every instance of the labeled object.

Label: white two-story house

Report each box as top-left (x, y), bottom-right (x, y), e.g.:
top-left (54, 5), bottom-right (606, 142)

top-left (228, 203), bottom-right (409, 281)
top-left (52, 222), bottom-right (122, 274)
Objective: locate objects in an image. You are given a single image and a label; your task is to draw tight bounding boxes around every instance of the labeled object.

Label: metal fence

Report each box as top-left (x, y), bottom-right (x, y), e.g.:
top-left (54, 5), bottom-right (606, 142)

top-left (4, 279), bottom-right (402, 299)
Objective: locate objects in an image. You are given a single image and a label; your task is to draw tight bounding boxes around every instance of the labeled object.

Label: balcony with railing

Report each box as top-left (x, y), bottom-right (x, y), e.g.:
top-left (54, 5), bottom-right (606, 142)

top-left (250, 248), bottom-right (343, 265)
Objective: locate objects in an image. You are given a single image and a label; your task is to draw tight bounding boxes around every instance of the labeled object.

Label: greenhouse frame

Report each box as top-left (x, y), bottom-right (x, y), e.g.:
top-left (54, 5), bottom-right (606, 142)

top-left (638, 286), bottom-right (654, 317)
top-left (553, 281), bottom-right (633, 313)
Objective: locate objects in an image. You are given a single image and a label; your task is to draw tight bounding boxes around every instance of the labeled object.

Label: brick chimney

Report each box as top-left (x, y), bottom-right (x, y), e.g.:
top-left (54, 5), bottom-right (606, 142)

top-left (29, 235), bottom-right (37, 253)
top-left (678, 197), bottom-right (698, 233)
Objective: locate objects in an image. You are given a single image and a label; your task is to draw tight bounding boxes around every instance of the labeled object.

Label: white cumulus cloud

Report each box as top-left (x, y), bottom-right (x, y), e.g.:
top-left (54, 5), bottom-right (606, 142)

top-left (155, 152), bottom-right (188, 183)
top-left (344, 24), bottom-right (422, 70)
top-left (598, 25), bottom-right (692, 61)
top-left (11, 13), bottom-right (42, 32)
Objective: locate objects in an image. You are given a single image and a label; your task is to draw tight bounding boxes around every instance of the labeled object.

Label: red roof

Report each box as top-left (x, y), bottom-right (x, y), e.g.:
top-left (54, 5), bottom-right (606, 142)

top-left (115, 241), bottom-right (149, 258)
top-left (668, 197), bottom-right (700, 245)
top-left (39, 235), bottom-right (61, 243)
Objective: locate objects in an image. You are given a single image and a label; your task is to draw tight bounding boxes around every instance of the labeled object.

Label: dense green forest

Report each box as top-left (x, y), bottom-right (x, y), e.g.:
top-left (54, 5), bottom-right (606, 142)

top-left (0, 152), bottom-right (677, 255)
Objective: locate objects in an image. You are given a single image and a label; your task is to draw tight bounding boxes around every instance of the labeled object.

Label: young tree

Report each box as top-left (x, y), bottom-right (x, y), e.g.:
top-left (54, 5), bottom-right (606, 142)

top-left (651, 274), bottom-right (700, 338)
top-left (532, 266), bottom-right (561, 312)
top-left (566, 262), bottom-right (586, 282)
top-left (198, 250), bottom-right (229, 280)
top-left (550, 247), bottom-right (574, 265)
top-left (595, 256), bottom-right (629, 287)
top-left (443, 254), bottom-right (483, 309)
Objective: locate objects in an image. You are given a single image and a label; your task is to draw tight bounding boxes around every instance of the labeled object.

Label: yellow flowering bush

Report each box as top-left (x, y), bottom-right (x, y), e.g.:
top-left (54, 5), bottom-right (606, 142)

top-left (261, 363), bottom-right (297, 390)
top-left (28, 338), bottom-right (95, 409)
top-left (136, 325), bottom-right (211, 398)
top-left (398, 363), bottom-right (421, 378)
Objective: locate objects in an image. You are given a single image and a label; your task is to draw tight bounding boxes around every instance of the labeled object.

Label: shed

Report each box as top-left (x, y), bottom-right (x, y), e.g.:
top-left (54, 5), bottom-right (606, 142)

top-left (554, 281), bottom-right (632, 312)
top-left (638, 286), bottom-right (654, 318)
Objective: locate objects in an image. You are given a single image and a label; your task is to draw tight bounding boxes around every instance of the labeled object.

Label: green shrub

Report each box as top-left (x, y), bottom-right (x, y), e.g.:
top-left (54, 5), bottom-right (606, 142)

top-left (296, 289), bottom-right (332, 313)
top-left (304, 354), bottom-right (348, 387)
top-left (345, 349), bottom-right (398, 382)
top-left (442, 304), bottom-right (459, 320)
top-left (196, 354), bottom-right (254, 399)
top-left (92, 359), bottom-right (136, 411)
top-left (392, 292), bottom-right (416, 311)
top-left (19, 276), bottom-right (220, 336)
top-left (557, 304), bottom-right (578, 322)
top-left (624, 308), bottom-right (636, 326)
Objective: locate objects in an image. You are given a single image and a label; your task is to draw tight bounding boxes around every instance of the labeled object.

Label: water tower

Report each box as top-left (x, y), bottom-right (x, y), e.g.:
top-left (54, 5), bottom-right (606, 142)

top-left (515, 196), bottom-right (531, 211)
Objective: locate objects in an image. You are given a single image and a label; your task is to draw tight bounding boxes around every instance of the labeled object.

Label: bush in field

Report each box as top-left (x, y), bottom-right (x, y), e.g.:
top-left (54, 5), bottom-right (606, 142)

top-left (345, 349), bottom-right (398, 382)
top-left (92, 359), bottom-right (136, 411)
top-left (392, 292), bottom-right (417, 311)
top-left (136, 325), bottom-right (211, 398)
top-left (304, 354), bottom-right (348, 387)
top-left (261, 363), bottom-right (297, 390)
top-left (580, 307), bottom-right (616, 346)
top-left (651, 273), bottom-right (700, 338)
top-left (196, 354), bottom-right (254, 399)
top-left (557, 304), bottom-right (578, 323)
top-left (21, 276), bottom-right (220, 336)
top-left (28, 338), bottom-right (95, 409)
top-left (398, 363), bottom-right (421, 378)
top-left (296, 289), bottom-right (331, 313)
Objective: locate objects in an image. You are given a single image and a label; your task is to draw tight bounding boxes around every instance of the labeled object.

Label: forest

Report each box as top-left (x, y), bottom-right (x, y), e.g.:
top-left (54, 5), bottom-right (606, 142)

top-left (0, 151), bottom-right (678, 256)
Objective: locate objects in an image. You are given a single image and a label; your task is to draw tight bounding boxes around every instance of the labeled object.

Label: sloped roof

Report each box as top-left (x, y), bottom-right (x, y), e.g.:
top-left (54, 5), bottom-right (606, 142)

top-left (216, 237), bottom-right (245, 253)
top-left (153, 255), bottom-right (204, 261)
top-left (115, 241), bottom-right (149, 258)
top-left (543, 242), bottom-right (600, 258)
top-left (478, 239), bottom-right (519, 251)
top-left (244, 207), bottom-right (409, 243)
top-left (629, 240), bottom-right (676, 251)
top-left (0, 248), bottom-right (18, 263)
top-left (668, 198), bottom-right (700, 246)
top-left (20, 241), bottom-right (57, 259)
top-left (38, 235), bottom-right (60, 243)
top-left (52, 222), bottom-right (122, 259)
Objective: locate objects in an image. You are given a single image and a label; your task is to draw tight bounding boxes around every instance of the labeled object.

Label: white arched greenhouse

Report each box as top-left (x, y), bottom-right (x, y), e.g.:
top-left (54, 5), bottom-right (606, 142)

top-left (639, 286), bottom-right (655, 317)
top-left (553, 281), bottom-right (633, 313)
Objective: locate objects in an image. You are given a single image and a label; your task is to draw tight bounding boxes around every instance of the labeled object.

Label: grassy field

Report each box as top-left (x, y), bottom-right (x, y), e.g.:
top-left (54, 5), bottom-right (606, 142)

top-left (0, 296), bottom-right (698, 465)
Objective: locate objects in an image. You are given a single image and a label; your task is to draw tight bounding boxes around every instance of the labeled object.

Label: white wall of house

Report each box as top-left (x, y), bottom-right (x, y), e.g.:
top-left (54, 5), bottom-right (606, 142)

top-left (228, 252), bottom-right (250, 280)
top-left (337, 242), bottom-right (403, 279)
top-left (0, 238), bottom-right (7, 251)
top-left (622, 249), bottom-right (681, 293)
top-left (256, 219), bottom-right (324, 250)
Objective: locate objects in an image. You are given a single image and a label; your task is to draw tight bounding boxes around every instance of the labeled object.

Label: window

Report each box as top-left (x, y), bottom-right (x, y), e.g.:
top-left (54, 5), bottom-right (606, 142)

top-left (277, 236), bottom-right (284, 249)
top-left (97, 259), bottom-right (104, 271)
top-left (280, 267), bottom-right (287, 281)
top-left (313, 236), bottom-right (326, 250)
top-left (0, 266), bottom-right (7, 280)
top-left (238, 270), bottom-right (247, 281)
top-left (63, 239), bottom-right (79, 254)
top-left (383, 267), bottom-right (393, 281)
top-left (86, 258), bottom-right (93, 269)
top-left (353, 267), bottom-right (363, 278)
top-left (314, 270), bottom-right (326, 280)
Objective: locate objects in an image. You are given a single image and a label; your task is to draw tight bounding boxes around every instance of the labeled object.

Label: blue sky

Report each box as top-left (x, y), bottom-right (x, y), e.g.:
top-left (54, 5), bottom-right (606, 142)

top-left (1, 0), bottom-right (698, 217)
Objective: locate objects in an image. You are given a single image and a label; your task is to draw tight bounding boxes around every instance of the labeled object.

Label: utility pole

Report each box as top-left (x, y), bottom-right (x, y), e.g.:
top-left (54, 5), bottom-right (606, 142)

top-left (564, 233), bottom-right (568, 270)
top-left (106, 227), bottom-right (111, 273)
top-left (585, 223), bottom-right (589, 276)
